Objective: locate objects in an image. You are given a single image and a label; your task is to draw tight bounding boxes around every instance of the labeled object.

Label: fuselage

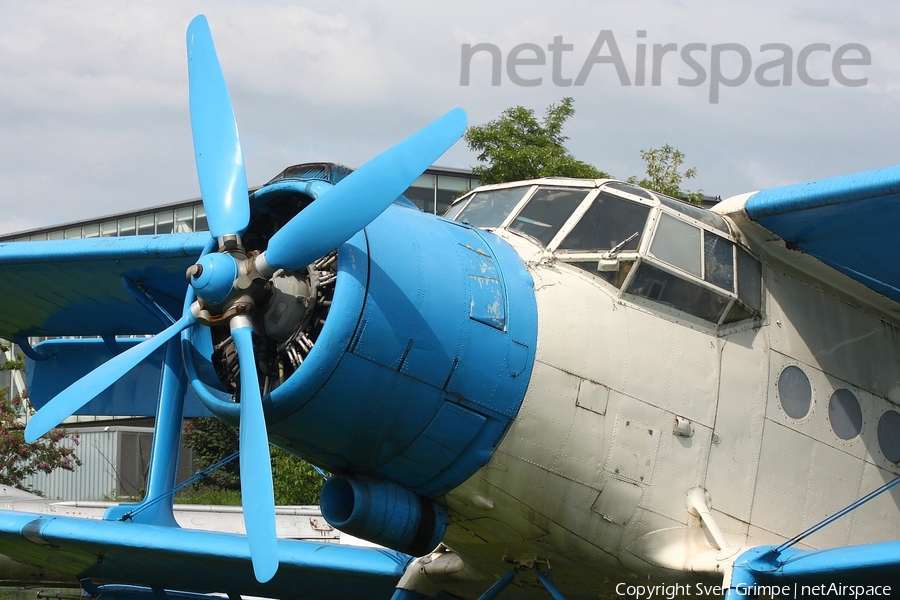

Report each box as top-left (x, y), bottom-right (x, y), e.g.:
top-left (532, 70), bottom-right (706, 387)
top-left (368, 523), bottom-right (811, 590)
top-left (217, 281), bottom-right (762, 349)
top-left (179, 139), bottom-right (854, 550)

top-left (178, 170), bottom-right (900, 599)
top-left (436, 179), bottom-right (900, 598)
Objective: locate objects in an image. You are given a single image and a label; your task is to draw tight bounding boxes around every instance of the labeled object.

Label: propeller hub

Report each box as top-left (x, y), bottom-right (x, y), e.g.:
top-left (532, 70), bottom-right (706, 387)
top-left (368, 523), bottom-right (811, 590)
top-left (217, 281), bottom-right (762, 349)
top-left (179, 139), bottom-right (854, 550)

top-left (190, 252), bottom-right (239, 306)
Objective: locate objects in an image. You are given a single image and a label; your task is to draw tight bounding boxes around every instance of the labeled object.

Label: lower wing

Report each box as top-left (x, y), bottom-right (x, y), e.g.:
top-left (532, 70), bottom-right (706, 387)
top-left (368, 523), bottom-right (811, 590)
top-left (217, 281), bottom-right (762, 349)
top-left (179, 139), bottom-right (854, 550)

top-left (0, 509), bottom-right (410, 599)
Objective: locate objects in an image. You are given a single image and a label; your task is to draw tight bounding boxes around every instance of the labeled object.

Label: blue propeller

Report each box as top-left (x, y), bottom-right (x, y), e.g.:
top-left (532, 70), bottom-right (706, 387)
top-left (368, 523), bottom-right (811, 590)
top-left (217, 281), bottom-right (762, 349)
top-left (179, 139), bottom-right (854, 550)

top-left (186, 15), bottom-right (278, 582)
top-left (258, 108), bottom-right (467, 273)
top-left (187, 15), bottom-right (250, 239)
top-left (231, 318), bottom-right (278, 583)
top-left (24, 12), bottom-right (466, 586)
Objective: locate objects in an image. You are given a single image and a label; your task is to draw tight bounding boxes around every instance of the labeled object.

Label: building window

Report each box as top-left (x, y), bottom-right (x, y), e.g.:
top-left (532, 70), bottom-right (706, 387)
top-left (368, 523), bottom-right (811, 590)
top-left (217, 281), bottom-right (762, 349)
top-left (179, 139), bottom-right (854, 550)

top-left (119, 217), bottom-right (136, 236)
top-left (100, 220), bottom-right (118, 237)
top-left (137, 214), bottom-right (155, 235)
top-left (156, 210), bottom-right (174, 234)
top-left (436, 175), bottom-right (471, 215)
top-left (175, 207), bottom-right (194, 232)
top-left (195, 205), bottom-right (208, 232)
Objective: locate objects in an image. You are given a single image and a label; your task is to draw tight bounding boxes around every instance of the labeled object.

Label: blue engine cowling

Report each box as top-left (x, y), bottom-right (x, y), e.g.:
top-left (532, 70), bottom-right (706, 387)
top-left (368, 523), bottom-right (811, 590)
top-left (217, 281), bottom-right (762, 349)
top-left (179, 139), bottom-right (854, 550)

top-left (183, 181), bottom-right (537, 548)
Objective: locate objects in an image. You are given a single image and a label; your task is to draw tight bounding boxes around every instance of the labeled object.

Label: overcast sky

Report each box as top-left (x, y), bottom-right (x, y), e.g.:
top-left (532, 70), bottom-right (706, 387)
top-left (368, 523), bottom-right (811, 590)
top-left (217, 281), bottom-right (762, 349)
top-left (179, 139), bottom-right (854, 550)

top-left (1, 1), bottom-right (897, 235)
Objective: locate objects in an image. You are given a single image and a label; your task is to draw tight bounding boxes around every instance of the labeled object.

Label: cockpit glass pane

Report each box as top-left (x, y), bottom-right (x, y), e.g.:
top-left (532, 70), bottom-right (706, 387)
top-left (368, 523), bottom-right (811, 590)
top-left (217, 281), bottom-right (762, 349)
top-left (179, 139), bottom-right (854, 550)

top-left (656, 194), bottom-right (729, 233)
top-left (510, 187), bottom-right (590, 246)
top-left (558, 192), bottom-right (651, 252)
top-left (628, 263), bottom-right (730, 323)
top-left (443, 198), bottom-right (466, 221)
top-left (454, 187), bottom-right (530, 228)
top-left (604, 181), bottom-right (655, 200)
top-left (737, 247), bottom-right (762, 312)
top-left (651, 213), bottom-right (702, 277)
top-left (704, 233), bottom-right (735, 292)
top-left (568, 259), bottom-right (634, 289)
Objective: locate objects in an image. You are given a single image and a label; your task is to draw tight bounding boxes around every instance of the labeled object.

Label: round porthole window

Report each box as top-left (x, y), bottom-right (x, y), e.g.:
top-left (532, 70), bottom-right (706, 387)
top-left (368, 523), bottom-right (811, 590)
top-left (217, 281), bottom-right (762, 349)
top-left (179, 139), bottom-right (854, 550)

top-left (828, 389), bottom-right (862, 440)
top-left (877, 410), bottom-right (900, 463)
top-left (778, 365), bottom-right (812, 419)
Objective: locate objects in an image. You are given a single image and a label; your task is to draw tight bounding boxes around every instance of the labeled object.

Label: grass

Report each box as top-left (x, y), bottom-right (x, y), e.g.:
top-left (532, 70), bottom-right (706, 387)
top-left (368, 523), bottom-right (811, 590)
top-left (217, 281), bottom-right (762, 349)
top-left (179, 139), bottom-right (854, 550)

top-left (173, 487), bottom-right (242, 506)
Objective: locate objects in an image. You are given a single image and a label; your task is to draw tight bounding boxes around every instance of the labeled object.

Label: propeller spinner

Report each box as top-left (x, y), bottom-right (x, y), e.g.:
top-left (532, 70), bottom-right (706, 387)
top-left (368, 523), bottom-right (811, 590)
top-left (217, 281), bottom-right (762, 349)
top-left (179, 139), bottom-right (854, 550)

top-left (24, 14), bottom-right (466, 584)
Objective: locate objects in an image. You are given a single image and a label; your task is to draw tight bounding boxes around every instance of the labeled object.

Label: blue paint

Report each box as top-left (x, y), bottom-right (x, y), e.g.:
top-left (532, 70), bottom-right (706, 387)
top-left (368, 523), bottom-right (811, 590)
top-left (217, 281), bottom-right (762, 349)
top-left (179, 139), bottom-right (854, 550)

top-left (474, 570), bottom-right (517, 600)
top-left (746, 164), bottom-right (900, 302)
top-left (15, 334), bottom-right (51, 361)
top-left (729, 542), bottom-right (900, 594)
top-left (252, 178), bottom-right (334, 204)
top-left (190, 252), bottom-right (237, 305)
top-left (320, 476), bottom-right (448, 556)
top-left (185, 201), bottom-right (539, 500)
top-left (0, 511), bottom-right (411, 600)
top-left (26, 338), bottom-right (211, 418)
top-left (536, 570), bottom-right (568, 600)
top-left (0, 232), bottom-right (208, 339)
top-left (184, 229), bottom-right (371, 426)
top-left (104, 336), bottom-right (189, 527)
top-left (232, 322), bottom-right (279, 583)
top-left (262, 109), bottom-right (467, 273)
top-left (187, 15), bottom-right (250, 239)
top-left (24, 314), bottom-right (196, 443)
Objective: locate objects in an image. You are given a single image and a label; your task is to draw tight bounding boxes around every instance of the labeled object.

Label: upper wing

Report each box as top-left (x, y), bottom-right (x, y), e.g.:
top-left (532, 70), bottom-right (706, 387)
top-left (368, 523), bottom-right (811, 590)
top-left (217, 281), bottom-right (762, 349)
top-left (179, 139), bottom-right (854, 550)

top-left (744, 164), bottom-right (900, 303)
top-left (0, 233), bottom-right (209, 339)
top-left (0, 509), bottom-right (410, 600)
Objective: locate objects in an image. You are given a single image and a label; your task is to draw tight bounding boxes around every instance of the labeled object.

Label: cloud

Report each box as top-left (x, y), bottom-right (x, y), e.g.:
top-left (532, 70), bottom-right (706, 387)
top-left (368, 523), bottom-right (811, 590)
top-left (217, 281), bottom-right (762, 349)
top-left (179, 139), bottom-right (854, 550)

top-left (0, 0), bottom-right (897, 234)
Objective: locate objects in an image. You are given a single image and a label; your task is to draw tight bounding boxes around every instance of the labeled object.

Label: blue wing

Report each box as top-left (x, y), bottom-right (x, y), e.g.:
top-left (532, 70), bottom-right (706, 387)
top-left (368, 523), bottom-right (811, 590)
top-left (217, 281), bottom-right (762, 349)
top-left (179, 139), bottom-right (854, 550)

top-left (0, 510), bottom-right (410, 599)
top-left (0, 233), bottom-right (208, 339)
top-left (726, 542), bottom-right (900, 599)
top-left (745, 164), bottom-right (900, 303)
top-left (0, 233), bottom-right (212, 417)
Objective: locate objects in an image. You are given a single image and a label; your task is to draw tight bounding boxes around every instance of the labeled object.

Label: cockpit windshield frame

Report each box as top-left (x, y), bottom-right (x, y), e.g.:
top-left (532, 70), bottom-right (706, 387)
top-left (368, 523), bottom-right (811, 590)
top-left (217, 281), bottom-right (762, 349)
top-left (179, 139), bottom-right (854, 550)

top-left (444, 179), bottom-right (763, 332)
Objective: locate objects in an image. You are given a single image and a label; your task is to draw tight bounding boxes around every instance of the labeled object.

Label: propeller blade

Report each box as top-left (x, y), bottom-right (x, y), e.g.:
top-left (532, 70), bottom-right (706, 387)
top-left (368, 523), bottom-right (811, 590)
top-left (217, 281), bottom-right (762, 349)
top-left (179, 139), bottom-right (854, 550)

top-left (25, 314), bottom-right (196, 443)
top-left (187, 15), bottom-right (250, 239)
top-left (231, 320), bottom-right (278, 582)
top-left (261, 108), bottom-right (467, 272)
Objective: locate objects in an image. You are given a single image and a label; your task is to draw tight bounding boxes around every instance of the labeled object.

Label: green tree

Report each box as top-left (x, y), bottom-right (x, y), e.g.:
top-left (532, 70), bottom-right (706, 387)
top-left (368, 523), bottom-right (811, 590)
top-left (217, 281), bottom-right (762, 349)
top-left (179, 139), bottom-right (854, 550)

top-left (0, 343), bottom-right (82, 493)
top-left (183, 417), bottom-right (325, 505)
top-left (271, 448), bottom-right (326, 505)
top-left (183, 417), bottom-right (241, 491)
top-left (465, 97), bottom-right (609, 184)
top-left (628, 144), bottom-right (703, 204)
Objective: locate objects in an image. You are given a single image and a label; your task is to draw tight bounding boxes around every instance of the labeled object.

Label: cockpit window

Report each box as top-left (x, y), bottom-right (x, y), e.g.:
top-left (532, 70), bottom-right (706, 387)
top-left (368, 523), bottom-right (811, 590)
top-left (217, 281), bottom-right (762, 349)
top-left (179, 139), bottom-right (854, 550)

top-left (656, 194), bottom-right (729, 233)
top-left (704, 233), bottom-right (735, 292)
top-left (558, 192), bottom-right (651, 252)
top-left (604, 181), bottom-right (655, 200)
top-left (629, 263), bottom-right (731, 323)
top-left (632, 209), bottom-right (763, 327)
top-left (510, 187), bottom-right (590, 246)
top-left (453, 187), bottom-right (531, 228)
top-left (737, 247), bottom-right (762, 312)
top-left (650, 212), bottom-right (702, 277)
